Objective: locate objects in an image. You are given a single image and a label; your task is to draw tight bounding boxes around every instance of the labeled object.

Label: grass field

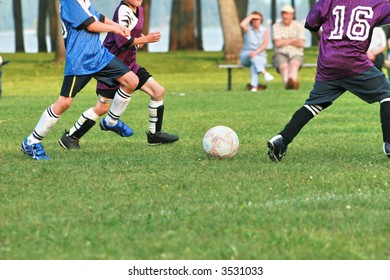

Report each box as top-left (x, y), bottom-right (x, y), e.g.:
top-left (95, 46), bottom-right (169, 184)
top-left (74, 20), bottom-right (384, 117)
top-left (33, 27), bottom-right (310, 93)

top-left (1, 49), bottom-right (390, 260)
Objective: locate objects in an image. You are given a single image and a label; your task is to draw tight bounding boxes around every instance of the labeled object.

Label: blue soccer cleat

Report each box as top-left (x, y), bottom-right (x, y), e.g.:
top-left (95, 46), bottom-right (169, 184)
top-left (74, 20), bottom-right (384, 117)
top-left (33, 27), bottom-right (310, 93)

top-left (100, 118), bottom-right (133, 137)
top-left (21, 138), bottom-right (50, 160)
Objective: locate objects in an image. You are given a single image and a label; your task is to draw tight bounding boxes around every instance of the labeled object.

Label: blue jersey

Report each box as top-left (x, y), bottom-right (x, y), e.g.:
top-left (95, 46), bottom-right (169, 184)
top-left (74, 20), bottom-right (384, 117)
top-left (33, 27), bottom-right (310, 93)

top-left (305, 0), bottom-right (390, 81)
top-left (60, 0), bottom-right (114, 75)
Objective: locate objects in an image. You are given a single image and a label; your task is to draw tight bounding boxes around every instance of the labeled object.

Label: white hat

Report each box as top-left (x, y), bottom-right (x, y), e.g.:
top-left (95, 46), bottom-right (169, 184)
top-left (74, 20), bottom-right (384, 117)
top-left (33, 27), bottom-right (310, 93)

top-left (281, 5), bottom-right (295, 13)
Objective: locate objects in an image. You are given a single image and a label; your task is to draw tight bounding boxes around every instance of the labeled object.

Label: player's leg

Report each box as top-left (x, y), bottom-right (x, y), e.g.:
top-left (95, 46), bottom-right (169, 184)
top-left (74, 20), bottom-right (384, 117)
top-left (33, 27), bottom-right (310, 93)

top-left (267, 80), bottom-right (343, 162)
top-left (380, 99), bottom-right (390, 157)
top-left (59, 90), bottom-right (113, 150)
top-left (138, 68), bottom-right (178, 144)
top-left (346, 67), bottom-right (390, 157)
top-left (97, 59), bottom-right (138, 137)
top-left (22, 75), bottom-right (89, 160)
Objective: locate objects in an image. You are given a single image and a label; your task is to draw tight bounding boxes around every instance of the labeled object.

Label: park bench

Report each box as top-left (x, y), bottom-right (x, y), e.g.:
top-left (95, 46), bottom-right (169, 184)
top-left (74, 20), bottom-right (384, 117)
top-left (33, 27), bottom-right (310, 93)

top-left (218, 63), bottom-right (317, 91)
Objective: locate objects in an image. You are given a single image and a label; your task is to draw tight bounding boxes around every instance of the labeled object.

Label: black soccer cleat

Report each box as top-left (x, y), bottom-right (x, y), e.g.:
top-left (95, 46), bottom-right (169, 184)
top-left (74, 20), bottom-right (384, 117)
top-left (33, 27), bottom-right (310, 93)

top-left (267, 134), bottom-right (287, 162)
top-left (59, 130), bottom-right (80, 149)
top-left (383, 142), bottom-right (390, 158)
top-left (146, 131), bottom-right (179, 145)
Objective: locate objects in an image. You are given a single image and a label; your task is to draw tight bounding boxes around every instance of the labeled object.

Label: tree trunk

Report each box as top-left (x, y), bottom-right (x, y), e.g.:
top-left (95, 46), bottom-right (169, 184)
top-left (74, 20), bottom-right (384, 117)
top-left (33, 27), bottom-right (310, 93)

top-left (169, 0), bottom-right (197, 51)
top-left (234, 0), bottom-right (248, 22)
top-left (48, 0), bottom-right (57, 52)
top-left (140, 0), bottom-right (150, 52)
top-left (308, 0), bottom-right (319, 46)
top-left (38, 0), bottom-right (48, 52)
top-left (196, 0), bottom-right (203, 50)
top-left (53, 0), bottom-right (65, 62)
top-left (271, 0), bottom-right (276, 25)
top-left (218, 0), bottom-right (242, 62)
top-left (13, 0), bottom-right (25, 52)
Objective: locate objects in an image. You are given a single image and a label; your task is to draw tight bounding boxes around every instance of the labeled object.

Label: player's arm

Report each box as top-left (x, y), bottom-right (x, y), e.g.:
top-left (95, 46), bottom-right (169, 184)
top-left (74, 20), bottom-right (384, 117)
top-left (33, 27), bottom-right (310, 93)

top-left (85, 16), bottom-right (130, 37)
top-left (132, 32), bottom-right (161, 45)
top-left (310, 30), bottom-right (321, 41)
top-left (240, 14), bottom-right (260, 32)
top-left (305, 21), bottom-right (321, 41)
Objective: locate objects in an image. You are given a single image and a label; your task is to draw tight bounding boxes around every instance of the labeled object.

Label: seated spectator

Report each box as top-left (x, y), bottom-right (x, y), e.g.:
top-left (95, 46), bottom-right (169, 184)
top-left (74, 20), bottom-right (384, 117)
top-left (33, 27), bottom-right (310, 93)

top-left (367, 27), bottom-right (386, 72)
top-left (272, 5), bottom-right (305, 90)
top-left (0, 55), bottom-right (10, 98)
top-left (240, 11), bottom-right (273, 92)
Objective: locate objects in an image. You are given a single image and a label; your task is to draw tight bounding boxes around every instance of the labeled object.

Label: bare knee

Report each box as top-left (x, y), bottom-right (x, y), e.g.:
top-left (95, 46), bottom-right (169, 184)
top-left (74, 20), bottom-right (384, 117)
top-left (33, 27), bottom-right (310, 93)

top-left (142, 80), bottom-right (165, 101)
top-left (52, 96), bottom-right (73, 115)
top-left (93, 98), bottom-right (110, 116)
top-left (152, 86), bottom-right (165, 100)
top-left (118, 72), bottom-right (139, 93)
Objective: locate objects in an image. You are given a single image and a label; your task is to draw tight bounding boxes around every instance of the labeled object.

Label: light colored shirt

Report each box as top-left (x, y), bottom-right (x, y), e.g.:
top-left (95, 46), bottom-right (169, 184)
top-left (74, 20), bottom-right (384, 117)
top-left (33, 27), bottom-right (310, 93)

top-left (242, 26), bottom-right (267, 57)
top-left (272, 20), bottom-right (305, 58)
top-left (368, 27), bottom-right (386, 53)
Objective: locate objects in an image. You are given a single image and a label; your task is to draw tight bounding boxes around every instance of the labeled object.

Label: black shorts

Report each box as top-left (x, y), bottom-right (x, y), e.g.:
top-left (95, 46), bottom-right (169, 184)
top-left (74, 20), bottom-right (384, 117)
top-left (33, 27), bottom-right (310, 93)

top-left (60, 57), bottom-right (130, 98)
top-left (306, 67), bottom-right (390, 105)
top-left (96, 67), bottom-right (152, 99)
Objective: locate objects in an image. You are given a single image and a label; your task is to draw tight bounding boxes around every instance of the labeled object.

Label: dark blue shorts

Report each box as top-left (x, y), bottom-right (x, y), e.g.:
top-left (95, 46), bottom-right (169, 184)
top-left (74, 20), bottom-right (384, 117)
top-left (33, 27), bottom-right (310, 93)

top-left (60, 57), bottom-right (130, 98)
top-left (306, 67), bottom-right (390, 105)
top-left (96, 67), bottom-right (152, 99)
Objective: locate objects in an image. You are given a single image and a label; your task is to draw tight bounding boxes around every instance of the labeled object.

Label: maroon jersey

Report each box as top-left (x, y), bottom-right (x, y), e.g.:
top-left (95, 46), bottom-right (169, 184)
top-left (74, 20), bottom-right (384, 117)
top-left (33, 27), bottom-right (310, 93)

top-left (97, 2), bottom-right (144, 90)
top-left (305, 0), bottom-right (390, 81)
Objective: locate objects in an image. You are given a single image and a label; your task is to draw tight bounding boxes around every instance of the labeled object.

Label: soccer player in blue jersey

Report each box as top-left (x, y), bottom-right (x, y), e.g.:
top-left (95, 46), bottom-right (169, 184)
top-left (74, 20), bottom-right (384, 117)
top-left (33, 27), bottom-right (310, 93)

top-left (21, 0), bottom-right (139, 160)
top-left (267, 0), bottom-right (390, 162)
top-left (58, 0), bottom-right (178, 149)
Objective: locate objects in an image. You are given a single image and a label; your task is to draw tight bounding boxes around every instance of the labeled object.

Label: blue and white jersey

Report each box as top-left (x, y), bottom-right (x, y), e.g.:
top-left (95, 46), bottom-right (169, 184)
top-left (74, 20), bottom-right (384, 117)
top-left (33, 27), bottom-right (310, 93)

top-left (60, 0), bottom-right (114, 75)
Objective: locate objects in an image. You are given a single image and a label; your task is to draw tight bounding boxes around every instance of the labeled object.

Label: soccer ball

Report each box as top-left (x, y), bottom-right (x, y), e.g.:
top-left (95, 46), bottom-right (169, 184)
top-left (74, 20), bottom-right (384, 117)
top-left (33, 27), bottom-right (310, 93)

top-left (203, 126), bottom-right (239, 158)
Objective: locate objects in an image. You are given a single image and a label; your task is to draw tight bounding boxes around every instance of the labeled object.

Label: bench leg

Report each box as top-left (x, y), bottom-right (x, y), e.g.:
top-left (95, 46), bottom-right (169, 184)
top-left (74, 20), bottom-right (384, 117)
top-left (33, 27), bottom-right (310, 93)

top-left (227, 68), bottom-right (232, 91)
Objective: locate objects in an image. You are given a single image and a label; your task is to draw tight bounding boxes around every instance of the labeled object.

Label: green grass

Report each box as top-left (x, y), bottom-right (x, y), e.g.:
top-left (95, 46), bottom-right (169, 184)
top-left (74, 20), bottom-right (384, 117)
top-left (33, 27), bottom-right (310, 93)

top-left (1, 49), bottom-right (390, 260)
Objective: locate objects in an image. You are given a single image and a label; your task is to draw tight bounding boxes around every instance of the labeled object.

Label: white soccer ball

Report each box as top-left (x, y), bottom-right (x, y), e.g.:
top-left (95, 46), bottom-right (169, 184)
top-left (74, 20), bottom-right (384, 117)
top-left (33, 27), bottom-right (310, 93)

top-left (203, 126), bottom-right (239, 158)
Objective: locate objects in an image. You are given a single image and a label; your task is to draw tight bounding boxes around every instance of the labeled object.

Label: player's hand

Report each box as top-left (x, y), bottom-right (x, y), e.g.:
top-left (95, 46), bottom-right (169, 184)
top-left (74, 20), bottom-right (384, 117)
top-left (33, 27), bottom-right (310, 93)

top-left (146, 31), bottom-right (161, 43)
top-left (114, 25), bottom-right (131, 37)
top-left (367, 51), bottom-right (375, 61)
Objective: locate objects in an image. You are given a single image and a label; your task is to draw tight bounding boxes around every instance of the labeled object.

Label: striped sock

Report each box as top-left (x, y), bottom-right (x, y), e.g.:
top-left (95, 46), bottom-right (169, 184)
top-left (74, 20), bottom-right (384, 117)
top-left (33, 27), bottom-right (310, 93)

top-left (28, 105), bottom-right (59, 144)
top-left (104, 87), bottom-right (132, 126)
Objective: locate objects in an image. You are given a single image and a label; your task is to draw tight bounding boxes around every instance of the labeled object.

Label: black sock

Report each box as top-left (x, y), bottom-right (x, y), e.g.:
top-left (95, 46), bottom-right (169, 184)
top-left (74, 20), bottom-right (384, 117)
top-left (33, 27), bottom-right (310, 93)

top-left (279, 106), bottom-right (316, 145)
top-left (156, 105), bottom-right (164, 132)
top-left (380, 101), bottom-right (390, 143)
top-left (71, 118), bottom-right (96, 139)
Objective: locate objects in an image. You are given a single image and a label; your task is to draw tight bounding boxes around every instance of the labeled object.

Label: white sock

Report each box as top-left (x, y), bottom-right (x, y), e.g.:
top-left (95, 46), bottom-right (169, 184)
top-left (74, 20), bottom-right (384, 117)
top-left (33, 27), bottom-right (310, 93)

top-left (149, 100), bottom-right (163, 133)
top-left (27, 105), bottom-right (59, 144)
top-left (69, 108), bottom-right (99, 135)
top-left (104, 87), bottom-right (132, 126)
